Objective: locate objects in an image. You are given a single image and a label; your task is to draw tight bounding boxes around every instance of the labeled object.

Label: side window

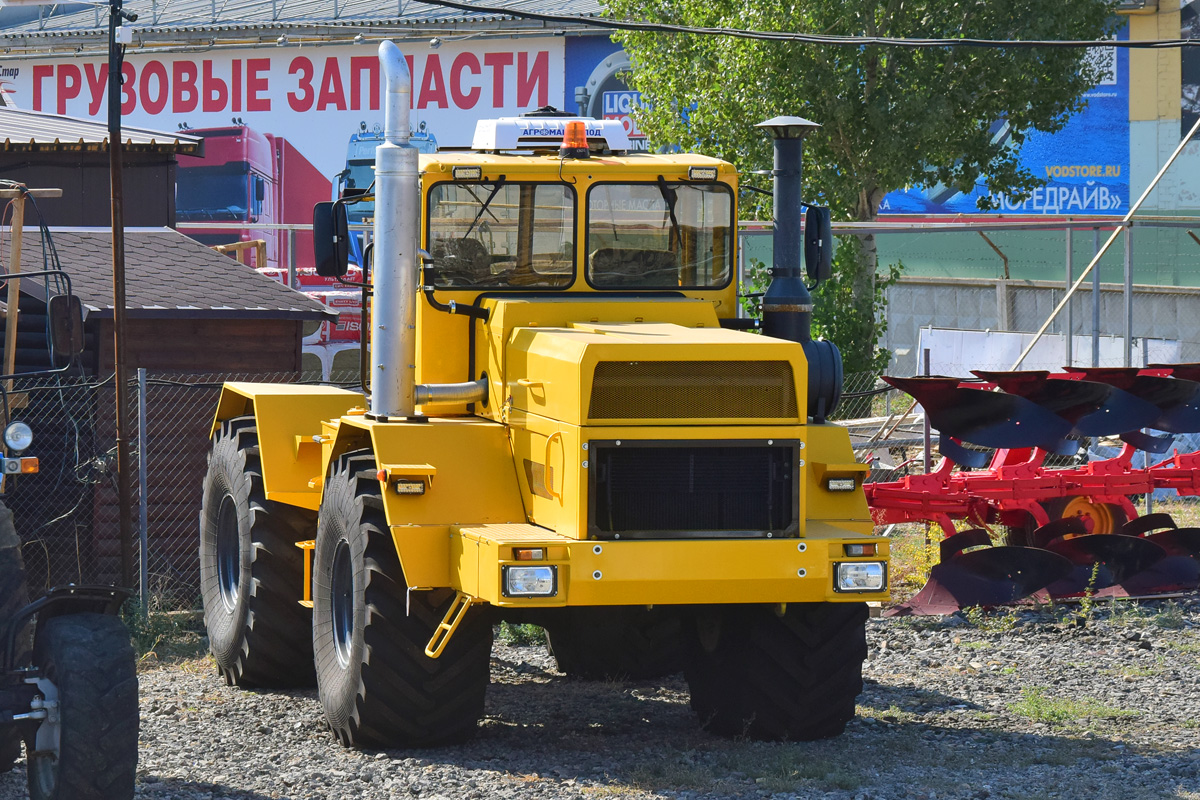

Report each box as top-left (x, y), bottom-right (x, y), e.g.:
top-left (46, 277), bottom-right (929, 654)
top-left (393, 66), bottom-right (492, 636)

top-left (426, 182), bottom-right (575, 289)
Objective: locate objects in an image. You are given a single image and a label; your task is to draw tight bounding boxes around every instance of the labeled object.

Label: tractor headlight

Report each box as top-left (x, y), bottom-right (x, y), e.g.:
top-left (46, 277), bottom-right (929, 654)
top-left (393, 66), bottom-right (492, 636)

top-left (502, 565), bottom-right (557, 597)
top-left (835, 561), bottom-right (886, 592)
top-left (4, 422), bottom-right (33, 454)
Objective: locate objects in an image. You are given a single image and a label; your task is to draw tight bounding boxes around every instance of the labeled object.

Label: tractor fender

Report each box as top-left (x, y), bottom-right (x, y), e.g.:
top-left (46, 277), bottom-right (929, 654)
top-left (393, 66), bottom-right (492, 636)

top-left (212, 382), bottom-right (366, 510)
top-left (330, 415), bottom-right (528, 589)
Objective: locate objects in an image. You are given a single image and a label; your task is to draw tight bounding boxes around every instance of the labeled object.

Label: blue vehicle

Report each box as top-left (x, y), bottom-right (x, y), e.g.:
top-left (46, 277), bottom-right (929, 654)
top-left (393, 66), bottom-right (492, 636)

top-left (336, 121), bottom-right (437, 266)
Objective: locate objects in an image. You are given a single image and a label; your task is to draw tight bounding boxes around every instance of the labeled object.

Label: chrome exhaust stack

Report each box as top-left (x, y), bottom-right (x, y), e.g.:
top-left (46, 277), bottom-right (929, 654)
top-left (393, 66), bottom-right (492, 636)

top-left (369, 40), bottom-right (420, 419)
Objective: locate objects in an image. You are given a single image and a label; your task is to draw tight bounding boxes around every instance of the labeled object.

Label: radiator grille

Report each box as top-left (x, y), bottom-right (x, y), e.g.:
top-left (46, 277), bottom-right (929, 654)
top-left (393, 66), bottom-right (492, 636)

top-left (588, 360), bottom-right (797, 420)
top-left (588, 442), bottom-right (797, 539)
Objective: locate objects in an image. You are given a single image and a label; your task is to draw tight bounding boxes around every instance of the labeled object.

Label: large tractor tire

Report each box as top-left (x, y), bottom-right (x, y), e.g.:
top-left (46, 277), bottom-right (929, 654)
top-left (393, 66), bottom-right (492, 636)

top-left (545, 606), bottom-right (685, 680)
top-left (313, 450), bottom-right (492, 748)
top-left (0, 501), bottom-right (29, 773)
top-left (26, 613), bottom-right (138, 800)
top-left (200, 416), bottom-right (317, 688)
top-left (684, 602), bottom-right (868, 741)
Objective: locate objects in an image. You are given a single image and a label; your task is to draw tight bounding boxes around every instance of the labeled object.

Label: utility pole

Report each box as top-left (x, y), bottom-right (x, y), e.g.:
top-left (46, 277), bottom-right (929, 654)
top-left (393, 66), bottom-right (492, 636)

top-left (108, 0), bottom-right (138, 589)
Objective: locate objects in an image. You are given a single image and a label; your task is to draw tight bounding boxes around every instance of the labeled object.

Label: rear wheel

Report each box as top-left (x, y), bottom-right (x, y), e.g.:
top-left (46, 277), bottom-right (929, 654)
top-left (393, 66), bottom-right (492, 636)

top-left (545, 606), bottom-right (684, 680)
top-left (0, 501), bottom-right (29, 773)
top-left (200, 416), bottom-right (317, 687)
top-left (1006, 498), bottom-right (1129, 546)
top-left (313, 450), bottom-right (492, 748)
top-left (26, 613), bottom-right (138, 800)
top-left (1048, 497), bottom-right (1127, 535)
top-left (684, 602), bottom-right (867, 741)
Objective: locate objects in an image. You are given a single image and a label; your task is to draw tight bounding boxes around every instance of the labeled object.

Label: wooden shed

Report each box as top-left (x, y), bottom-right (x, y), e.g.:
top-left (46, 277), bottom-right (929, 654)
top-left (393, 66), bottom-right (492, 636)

top-left (0, 104), bottom-right (201, 227)
top-left (2, 226), bottom-right (333, 591)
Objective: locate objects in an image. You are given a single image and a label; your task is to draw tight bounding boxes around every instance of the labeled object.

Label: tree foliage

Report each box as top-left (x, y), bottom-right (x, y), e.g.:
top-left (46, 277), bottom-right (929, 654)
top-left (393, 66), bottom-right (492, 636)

top-left (607, 0), bottom-right (1120, 373)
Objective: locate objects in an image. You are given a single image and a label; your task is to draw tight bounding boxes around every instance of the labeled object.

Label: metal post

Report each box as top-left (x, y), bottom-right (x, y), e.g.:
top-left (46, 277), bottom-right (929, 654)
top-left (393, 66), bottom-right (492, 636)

top-left (1142, 346), bottom-right (1153, 516)
top-left (287, 227), bottom-right (297, 289)
top-left (1123, 223), bottom-right (1133, 368)
top-left (922, 348), bottom-right (932, 475)
top-left (1065, 225), bottom-right (1073, 367)
top-left (109, 0), bottom-right (135, 589)
top-left (1092, 227), bottom-right (1101, 368)
top-left (137, 367), bottom-right (149, 615)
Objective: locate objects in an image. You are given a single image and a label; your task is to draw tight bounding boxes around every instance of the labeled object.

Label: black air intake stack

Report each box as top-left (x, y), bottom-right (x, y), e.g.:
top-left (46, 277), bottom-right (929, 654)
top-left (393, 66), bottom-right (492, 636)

top-left (756, 116), bottom-right (843, 423)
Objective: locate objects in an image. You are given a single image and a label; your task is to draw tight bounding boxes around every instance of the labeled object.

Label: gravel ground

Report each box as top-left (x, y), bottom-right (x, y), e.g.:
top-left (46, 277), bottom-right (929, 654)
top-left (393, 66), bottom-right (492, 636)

top-left (2, 598), bottom-right (1199, 800)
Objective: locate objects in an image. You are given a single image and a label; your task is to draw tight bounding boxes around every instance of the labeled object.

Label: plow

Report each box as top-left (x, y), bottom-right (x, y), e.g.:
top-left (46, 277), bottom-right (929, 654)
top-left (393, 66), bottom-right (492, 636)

top-left (863, 364), bottom-right (1200, 615)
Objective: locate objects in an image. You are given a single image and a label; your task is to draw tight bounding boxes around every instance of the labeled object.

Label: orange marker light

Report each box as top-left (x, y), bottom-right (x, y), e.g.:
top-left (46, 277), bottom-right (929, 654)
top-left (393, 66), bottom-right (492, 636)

top-left (559, 120), bottom-right (590, 159)
top-left (19, 458), bottom-right (38, 474)
top-left (513, 547), bottom-right (545, 561)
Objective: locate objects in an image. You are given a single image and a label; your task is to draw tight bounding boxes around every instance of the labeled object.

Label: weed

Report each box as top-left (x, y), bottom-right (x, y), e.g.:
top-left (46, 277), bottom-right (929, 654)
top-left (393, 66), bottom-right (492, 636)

top-left (120, 598), bottom-right (206, 666)
top-left (1009, 687), bottom-right (1137, 726)
top-left (1153, 600), bottom-right (1185, 630)
top-left (960, 640), bottom-right (992, 651)
top-left (886, 525), bottom-right (941, 601)
top-left (962, 606), bottom-right (1019, 633)
top-left (1076, 562), bottom-right (1103, 622)
top-left (496, 622), bottom-right (545, 647)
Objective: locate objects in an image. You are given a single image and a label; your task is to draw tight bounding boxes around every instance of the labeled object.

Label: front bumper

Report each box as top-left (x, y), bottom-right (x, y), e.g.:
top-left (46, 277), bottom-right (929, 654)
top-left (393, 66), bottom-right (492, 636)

top-left (448, 522), bottom-right (889, 607)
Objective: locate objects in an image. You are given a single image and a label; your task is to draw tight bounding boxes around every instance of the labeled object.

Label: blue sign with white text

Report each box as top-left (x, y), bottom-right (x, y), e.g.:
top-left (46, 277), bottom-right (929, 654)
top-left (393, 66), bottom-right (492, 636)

top-left (878, 24), bottom-right (1130, 217)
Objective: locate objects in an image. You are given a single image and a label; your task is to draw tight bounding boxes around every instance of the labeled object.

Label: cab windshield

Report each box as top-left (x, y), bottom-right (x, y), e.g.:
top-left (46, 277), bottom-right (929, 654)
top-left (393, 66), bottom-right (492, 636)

top-left (586, 182), bottom-right (733, 289)
top-left (425, 182), bottom-right (575, 289)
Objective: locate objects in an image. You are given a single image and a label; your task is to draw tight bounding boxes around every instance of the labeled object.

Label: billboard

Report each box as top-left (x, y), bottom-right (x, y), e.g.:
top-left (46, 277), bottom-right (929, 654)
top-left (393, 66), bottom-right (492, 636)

top-left (1, 40), bottom-right (565, 180)
top-left (878, 24), bottom-right (1131, 216)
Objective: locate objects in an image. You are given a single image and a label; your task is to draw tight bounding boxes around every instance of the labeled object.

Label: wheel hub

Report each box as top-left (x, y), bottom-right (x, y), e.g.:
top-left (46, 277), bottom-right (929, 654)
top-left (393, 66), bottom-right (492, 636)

top-left (215, 494), bottom-right (241, 612)
top-left (331, 539), bottom-right (355, 668)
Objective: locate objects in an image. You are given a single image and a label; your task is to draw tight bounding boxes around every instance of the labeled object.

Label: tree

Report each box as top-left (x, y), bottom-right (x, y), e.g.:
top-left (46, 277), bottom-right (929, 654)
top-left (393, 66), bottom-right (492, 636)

top-left (606, 0), bottom-right (1120, 374)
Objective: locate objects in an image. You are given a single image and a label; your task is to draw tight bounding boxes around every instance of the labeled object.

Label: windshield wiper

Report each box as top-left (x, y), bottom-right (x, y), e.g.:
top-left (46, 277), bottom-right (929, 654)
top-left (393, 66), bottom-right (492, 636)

top-left (463, 175), bottom-right (507, 239)
top-left (657, 175), bottom-right (682, 249)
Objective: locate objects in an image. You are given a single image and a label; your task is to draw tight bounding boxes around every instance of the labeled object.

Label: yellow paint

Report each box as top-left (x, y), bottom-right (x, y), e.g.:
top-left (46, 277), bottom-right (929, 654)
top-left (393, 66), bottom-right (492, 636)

top-left (212, 383), bottom-right (364, 509)
top-left (412, 153), bottom-right (739, 398)
top-left (212, 145), bottom-right (890, 614)
top-left (449, 523), bottom-right (888, 607)
top-left (1128, 6), bottom-right (1182, 123)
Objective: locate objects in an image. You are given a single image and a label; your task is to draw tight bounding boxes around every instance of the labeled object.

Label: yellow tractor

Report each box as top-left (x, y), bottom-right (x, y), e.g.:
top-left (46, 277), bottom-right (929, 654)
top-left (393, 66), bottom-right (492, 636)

top-left (199, 41), bottom-right (889, 747)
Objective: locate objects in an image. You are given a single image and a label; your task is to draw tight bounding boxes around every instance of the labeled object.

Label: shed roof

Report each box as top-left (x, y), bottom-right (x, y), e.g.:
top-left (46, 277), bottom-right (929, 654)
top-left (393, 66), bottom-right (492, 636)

top-left (14, 227), bottom-right (333, 321)
top-left (0, 106), bottom-right (202, 155)
top-left (0, 0), bottom-right (601, 43)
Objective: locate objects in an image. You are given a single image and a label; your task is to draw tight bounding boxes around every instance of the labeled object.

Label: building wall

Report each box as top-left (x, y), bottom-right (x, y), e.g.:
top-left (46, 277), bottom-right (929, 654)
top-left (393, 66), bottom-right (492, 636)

top-left (0, 151), bottom-right (178, 226)
top-left (96, 318), bottom-right (304, 374)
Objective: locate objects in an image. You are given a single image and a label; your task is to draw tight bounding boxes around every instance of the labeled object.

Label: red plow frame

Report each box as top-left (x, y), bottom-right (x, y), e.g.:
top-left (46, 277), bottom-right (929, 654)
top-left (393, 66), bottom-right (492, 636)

top-left (862, 366), bottom-right (1200, 614)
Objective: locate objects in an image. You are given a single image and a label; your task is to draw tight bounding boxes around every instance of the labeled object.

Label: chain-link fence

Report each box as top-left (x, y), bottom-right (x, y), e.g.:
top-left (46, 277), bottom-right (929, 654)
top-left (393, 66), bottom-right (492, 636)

top-left (11, 363), bottom-right (1200, 610)
top-left (7, 369), bottom-right (361, 610)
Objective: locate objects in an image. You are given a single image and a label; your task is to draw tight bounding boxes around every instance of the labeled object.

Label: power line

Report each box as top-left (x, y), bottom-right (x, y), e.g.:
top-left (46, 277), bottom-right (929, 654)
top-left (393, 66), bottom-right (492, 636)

top-left (412, 0), bottom-right (1200, 49)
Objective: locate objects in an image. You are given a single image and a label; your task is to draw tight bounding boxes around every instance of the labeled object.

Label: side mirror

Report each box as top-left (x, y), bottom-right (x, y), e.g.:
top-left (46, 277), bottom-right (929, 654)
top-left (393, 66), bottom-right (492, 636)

top-left (804, 205), bottom-right (833, 283)
top-left (313, 201), bottom-right (350, 278)
top-left (47, 294), bottom-right (85, 362)
top-left (255, 176), bottom-right (266, 203)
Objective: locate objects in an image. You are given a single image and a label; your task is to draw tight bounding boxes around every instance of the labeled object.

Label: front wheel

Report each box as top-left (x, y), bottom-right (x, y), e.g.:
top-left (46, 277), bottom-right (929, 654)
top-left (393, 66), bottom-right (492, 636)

top-left (26, 613), bottom-right (138, 800)
top-left (684, 602), bottom-right (867, 741)
top-left (313, 450), bottom-right (492, 748)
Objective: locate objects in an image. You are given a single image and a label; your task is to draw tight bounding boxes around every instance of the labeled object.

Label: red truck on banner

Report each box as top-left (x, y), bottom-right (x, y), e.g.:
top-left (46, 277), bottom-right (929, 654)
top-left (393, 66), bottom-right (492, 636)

top-left (176, 125), bottom-right (332, 270)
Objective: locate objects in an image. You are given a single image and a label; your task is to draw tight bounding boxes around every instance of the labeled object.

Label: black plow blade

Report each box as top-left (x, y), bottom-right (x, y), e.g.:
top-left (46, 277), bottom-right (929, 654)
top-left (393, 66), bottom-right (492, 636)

top-left (1144, 526), bottom-right (1200, 558)
top-left (882, 375), bottom-right (1074, 452)
top-left (1042, 533), bottom-right (1181, 596)
top-left (888, 529), bottom-right (1073, 616)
